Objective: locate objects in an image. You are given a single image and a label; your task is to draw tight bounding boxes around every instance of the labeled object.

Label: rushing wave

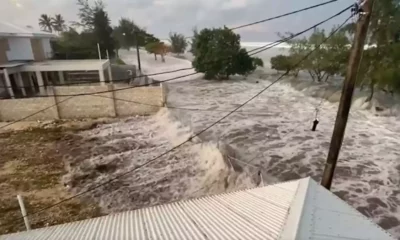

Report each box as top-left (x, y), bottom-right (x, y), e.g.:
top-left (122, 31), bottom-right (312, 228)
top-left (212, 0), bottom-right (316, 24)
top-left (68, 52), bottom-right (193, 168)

top-left (119, 49), bottom-right (400, 238)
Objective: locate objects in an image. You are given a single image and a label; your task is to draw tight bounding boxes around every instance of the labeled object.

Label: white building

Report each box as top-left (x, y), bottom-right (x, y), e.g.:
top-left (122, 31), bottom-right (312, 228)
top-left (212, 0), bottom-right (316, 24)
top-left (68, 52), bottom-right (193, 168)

top-left (0, 178), bottom-right (394, 240)
top-left (0, 22), bottom-right (113, 99)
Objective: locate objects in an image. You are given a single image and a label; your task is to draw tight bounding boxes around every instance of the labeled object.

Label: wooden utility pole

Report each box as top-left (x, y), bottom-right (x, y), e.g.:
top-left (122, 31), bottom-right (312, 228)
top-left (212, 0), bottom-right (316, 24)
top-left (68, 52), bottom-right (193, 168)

top-left (321, 0), bottom-right (374, 190)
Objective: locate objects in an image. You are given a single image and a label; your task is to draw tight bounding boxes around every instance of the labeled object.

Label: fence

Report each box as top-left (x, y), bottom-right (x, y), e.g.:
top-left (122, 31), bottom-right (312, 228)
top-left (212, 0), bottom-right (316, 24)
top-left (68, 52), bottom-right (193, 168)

top-left (0, 84), bottom-right (165, 121)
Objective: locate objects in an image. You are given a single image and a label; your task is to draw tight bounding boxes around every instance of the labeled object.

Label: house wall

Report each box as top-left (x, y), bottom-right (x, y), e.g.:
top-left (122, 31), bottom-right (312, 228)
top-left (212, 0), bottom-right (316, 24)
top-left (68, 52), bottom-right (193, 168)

top-left (31, 38), bottom-right (45, 61)
top-left (41, 38), bottom-right (52, 59)
top-left (0, 38), bottom-right (10, 64)
top-left (0, 85), bottom-right (164, 121)
top-left (6, 37), bottom-right (34, 61)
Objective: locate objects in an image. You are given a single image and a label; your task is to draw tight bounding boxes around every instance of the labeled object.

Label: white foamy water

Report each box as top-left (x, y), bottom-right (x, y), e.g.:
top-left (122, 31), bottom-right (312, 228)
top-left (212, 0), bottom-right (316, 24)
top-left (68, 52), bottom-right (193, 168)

top-left (62, 110), bottom-right (256, 213)
top-left (120, 49), bottom-right (400, 238)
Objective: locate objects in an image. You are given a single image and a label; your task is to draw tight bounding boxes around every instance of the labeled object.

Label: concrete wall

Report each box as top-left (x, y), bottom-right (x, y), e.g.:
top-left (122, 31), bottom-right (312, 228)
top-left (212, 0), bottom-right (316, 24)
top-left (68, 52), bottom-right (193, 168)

top-left (111, 64), bottom-right (136, 82)
top-left (0, 85), bottom-right (164, 121)
top-left (6, 37), bottom-right (34, 61)
top-left (114, 85), bottom-right (163, 116)
top-left (41, 38), bottom-right (52, 59)
top-left (31, 38), bottom-right (45, 61)
top-left (55, 85), bottom-right (116, 119)
top-left (0, 96), bottom-right (58, 121)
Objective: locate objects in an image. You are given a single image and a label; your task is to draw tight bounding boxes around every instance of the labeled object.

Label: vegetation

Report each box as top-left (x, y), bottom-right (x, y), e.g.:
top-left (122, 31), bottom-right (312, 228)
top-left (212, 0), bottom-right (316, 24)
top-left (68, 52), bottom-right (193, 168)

top-left (52, 28), bottom-right (99, 59)
top-left (169, 32), bottom-right (188, 55)
top-left (113, 18), bottom-right (159, 51)
top-left (145, 42), bottom-right (168, 62)
top-left (278, 27), bottom-right (350, 82)
top-left (189, 27), bottom-right (199, 55)
top-left (270, 55), bottom-right (292, 73)
top-left (52, 14), bottom-right (67, 33)
top-left (92, 6), bottom-right (115, 58)
top-left (39, 14), bottom-right (53, 32)
top-left (354, 0), bottom-right (400, 101)
top-left (49, 0), bottom-right (121, 59)
top-left (272, 1), bottom-right (400, 101)
top-left (192, 27), bottom-right (263, 80)
top-left (252, 57), bottom-right (264, 68)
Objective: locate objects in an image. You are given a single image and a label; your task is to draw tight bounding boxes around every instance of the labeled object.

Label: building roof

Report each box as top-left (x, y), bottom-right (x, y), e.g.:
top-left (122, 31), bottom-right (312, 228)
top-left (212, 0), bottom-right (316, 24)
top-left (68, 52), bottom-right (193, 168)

top-left (0, 177), bottom-right (394, 240)
top-left (0, 22), bottom-right (55, 38)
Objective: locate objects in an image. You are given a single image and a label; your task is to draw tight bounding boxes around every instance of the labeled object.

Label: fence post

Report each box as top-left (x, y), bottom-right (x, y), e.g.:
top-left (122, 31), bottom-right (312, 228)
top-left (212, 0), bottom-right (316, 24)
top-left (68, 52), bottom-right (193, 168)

top-left (17, 195), bottom-right (31, 231)
top-left (109, 84), bottom-right (117, 117)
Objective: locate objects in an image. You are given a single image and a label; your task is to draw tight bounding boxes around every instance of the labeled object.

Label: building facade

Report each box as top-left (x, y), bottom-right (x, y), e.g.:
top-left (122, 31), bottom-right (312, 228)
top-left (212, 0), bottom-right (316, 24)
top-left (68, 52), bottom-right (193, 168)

top-left (0, 22), bottom-right (113, 99)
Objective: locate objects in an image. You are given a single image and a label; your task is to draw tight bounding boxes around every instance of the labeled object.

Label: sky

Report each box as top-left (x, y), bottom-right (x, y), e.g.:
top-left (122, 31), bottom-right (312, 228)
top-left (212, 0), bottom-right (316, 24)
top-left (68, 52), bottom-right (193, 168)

top-left (1, 0), bottom-right (352, 41)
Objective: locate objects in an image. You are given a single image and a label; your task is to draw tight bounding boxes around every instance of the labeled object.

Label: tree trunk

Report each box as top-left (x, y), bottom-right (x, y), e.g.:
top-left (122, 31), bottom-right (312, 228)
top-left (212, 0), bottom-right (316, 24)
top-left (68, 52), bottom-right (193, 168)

top-left (308, 70), bottom-right (316, 82)
top-left (316, 70), bottom-right (323, 82)
top-left (323, 72), bottom-right (330, 82)
top-left (154, 53), bottom-right (157, 60)
top-left (366, 79), bottom-right (375, 102)
top-left (161, 54), bottom-right (165, 63)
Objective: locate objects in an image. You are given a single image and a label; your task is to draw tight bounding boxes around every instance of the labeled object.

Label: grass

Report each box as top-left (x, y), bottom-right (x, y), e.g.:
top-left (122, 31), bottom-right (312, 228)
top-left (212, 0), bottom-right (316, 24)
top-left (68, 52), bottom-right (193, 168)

top-left (0, 127), bottom-right (102, 235)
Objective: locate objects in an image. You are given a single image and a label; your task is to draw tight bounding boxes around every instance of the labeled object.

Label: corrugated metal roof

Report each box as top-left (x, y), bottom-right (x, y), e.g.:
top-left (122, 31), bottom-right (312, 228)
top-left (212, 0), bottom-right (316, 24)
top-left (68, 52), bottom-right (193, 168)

top-left (0, 178), bottom-right (395, 240)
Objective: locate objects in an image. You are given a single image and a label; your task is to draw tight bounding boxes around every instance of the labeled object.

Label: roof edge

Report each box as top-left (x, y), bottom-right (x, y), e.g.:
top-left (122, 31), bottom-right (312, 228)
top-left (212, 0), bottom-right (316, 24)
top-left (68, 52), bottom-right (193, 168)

top-left (278, 177), bottom-right (312, 240)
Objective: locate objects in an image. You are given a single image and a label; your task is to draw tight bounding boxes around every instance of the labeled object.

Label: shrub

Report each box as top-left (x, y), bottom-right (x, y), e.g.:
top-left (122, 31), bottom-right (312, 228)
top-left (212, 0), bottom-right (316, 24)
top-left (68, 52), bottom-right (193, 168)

top-left (270, 55), bottom-right (292, 72)
top-left (192, 27), bottom-right (260, 80)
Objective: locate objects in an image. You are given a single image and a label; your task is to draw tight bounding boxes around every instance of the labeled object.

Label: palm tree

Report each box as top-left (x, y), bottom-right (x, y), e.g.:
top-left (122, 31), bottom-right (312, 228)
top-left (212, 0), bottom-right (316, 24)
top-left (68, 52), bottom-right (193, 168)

top-left (39, 14), bottom-right (53, 32)
top-left (52, 14), bottom-right (66, 33)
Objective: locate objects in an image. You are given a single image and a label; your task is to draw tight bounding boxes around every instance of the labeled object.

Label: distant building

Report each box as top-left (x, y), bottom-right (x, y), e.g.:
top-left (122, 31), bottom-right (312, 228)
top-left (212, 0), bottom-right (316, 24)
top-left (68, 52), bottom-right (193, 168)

top-left (0, 22), bottom-right (54, 63)
top-left (0, 22), bottom-right (113, 99)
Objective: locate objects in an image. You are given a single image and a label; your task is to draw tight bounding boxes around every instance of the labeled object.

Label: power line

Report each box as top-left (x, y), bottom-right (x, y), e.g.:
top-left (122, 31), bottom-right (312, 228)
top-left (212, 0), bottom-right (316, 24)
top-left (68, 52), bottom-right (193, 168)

top-left (230, 0), bottom-right (339, 30)
top-left (0, 5), bottom-right (352, 99)
top-left (0, 4), bottom-right (347, 130)
top-left (0, 14), bottom-right (351, 230)
top-left (248, 5), bottom-right (353, 56)
top-left (0, 1), bottom-right (341, 92)
top-left (184, 0), bottom-right (339, 39)
top-left (0, 72), bottom-right (198, 130)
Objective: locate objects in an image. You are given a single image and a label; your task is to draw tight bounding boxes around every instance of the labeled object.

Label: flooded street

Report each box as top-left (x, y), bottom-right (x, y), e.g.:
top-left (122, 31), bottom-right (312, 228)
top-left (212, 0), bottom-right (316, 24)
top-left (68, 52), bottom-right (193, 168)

top-left (120, 49), bottom-right (400, 237)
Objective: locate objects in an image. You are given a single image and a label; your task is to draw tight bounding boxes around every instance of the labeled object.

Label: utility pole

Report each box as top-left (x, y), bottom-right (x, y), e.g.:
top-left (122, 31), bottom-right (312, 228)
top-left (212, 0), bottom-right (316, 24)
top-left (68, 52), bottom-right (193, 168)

top-left (321, 0), bottom-right (374, 190)
top-left (135, 31), bottom-right (142, 72)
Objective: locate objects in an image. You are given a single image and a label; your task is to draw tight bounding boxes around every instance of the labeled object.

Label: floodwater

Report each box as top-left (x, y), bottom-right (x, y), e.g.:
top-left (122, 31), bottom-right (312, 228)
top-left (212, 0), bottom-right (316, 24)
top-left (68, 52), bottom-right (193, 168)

top-left (115, 49), bottom-right (400, 237)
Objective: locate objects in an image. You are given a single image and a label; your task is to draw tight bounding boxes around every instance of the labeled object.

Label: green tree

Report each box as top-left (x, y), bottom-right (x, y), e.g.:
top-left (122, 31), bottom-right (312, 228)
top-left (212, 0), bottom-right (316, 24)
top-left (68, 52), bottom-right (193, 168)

top-left (169, 32), bottom-right (187, 55)
top-left (113, 18), bottom-right (160, 54)
top-left (355, 0), bottom-right (400, 100)
top-left (52, 27), bottom-right (98, 59)
top-left (93, 8), bottom-right (115, 58)
top-left (270, 55), bottom-right (292, 73)
top-left (114, 18), bottom-right (143, 49)
top-left (52, 14), bottom-right (67, 33)
top-left (252, 57), bottom-right (264, 68)
top-left (76, 0), bottom-right (104, 29)
top-left (145, 42), bottom-right (166, 61)
top-left (283, 27), bottom-right (349, 82)
top-left (190, 27), bottom-right (199, 56)
top-left (192, 27), bottom-right (259, 80)
top-left (75, 0), bottom-right (115, 58)
top-left (39, 14), bottom-right (53, 32)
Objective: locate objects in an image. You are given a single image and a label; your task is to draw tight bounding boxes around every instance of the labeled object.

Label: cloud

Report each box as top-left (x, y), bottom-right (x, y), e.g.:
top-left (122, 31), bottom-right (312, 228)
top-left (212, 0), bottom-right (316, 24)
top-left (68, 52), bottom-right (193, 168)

top-left (0, 0), bottom-right (352, 41)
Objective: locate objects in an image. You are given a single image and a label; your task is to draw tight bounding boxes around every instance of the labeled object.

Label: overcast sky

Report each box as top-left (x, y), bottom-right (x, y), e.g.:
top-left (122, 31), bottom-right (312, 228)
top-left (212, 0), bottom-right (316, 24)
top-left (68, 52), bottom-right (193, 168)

top-left (1, 0), bottom-right (351, 41)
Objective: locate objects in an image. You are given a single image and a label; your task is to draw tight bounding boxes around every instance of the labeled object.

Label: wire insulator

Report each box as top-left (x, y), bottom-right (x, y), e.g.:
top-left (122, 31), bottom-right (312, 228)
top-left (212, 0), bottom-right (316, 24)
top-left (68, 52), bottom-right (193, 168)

top-left (312, 119), bottom-right (320, 131)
